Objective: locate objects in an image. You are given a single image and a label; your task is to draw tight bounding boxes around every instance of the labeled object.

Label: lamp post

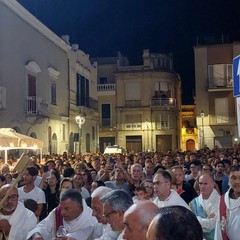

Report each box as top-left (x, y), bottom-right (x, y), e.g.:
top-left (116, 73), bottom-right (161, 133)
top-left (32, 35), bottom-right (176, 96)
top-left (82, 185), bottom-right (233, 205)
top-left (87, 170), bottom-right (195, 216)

top-left (200, 110), bottom-right (205, 149)
top-left (75, 115), bottom-right (85, 154)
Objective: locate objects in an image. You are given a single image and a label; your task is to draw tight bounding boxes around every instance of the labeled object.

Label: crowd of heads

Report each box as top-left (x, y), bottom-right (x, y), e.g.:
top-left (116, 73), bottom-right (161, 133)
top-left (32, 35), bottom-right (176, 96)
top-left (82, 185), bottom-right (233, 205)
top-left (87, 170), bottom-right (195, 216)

top-left (1, 146), bottom-right (240, 239)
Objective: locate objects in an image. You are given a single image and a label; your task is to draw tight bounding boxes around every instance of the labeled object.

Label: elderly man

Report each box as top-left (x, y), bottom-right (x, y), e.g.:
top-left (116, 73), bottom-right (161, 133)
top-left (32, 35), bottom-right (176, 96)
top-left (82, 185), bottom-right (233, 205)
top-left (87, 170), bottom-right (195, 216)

top-left (100, 189), bottom-right (133, 240)
top-left (0, 184), bottom-right (37, 239)
top-left (129, 163), bottom-right (143, 195)
top-left (190, 174), bottom-right (220, 240)
top-left (27, 189), bottom-right (97, 240)
top-left (215, 166), bottom-right (240, 240)
top-left (91, 186), bottom-right (115, 239)
top-left (153, 170), bottom-right (190, 209)
top-left (122, 201), bottom-right (159, 240)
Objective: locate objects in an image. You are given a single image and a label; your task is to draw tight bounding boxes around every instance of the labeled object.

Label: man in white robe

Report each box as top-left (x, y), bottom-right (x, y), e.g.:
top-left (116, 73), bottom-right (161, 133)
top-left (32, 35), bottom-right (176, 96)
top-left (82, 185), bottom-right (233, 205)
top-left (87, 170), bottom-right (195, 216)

top-left (27, 189), bottom-right (97, 240)
top-left (91, 186), bottom-right (117, 240)
top-left (190, 174), bottom-right (220, 240)
top-left (214, 166), bottom-right (240, 240)
top-left (153, 170), bottom-right (190, 209)
top-left (0, 184), bottom-right (37, 240)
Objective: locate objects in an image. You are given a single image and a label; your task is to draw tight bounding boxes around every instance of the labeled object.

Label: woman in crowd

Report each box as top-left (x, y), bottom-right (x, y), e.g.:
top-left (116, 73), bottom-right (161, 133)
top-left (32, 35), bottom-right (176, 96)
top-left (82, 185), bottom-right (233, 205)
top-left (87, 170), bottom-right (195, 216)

top-left (59, 177), bottom-right (75, 192)
top-left (80, 169), bottom-right (93, 192)
top-left (40, 169), bottom-right (61, 220)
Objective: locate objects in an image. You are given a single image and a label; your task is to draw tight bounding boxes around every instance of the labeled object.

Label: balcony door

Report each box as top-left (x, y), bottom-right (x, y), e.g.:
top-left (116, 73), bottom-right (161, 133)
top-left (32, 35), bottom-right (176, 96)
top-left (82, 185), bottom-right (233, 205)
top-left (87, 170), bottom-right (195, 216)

top-left (27, 74), bottom-right (37, 113)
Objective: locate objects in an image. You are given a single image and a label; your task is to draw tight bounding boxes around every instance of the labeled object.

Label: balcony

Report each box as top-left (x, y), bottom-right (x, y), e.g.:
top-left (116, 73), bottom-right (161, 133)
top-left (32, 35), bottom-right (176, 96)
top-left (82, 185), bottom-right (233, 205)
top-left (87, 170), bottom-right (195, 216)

top-left (76, 96), bottom-right (98, 111)
top-left (88, 97), bottom-right (98, 111)
top-left (25, 96), bottom-right (49, 116)
top-left (97, 84), bottom-right (115, 91)
top-left (100, 118), bottom-right (112, 128)
top-left (125, 100), bottom-right (142, 108)
top-left (208, 77), bottom-right (233, 89)
top-left (97, 84), bottom-right (116, 97)
top-left (209, 112), bottom-right (236, 125)
top-left (151, 98), bottom-right (176, 107)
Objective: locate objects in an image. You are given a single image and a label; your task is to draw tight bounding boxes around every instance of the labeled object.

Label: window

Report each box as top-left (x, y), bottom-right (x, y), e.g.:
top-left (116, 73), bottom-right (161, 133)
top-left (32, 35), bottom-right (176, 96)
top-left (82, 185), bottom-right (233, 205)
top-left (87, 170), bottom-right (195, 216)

top-left (215, 98), bottom-right (229, 123)
top-left (92, 126), bottom-right (95, 140)
top-left (99, 77), bottom-right (107, 84)
top-left (51, 79), bottom-right (57, 105)
top-left (125, 83), bottom-right (140, 100)
top-left (48, 67), bottom-right (60, 105)
top-left (77, 74), bottom-right (89, 106)
top-left (154, 81), bottom-right (172, 98)
top-left (101, 104), bottom-right (111, 127)
top-left (27, 74), bottom-right (37, 114)
top-left (62, 124), bottom-right (66, 141)
top-left (125, 114), bottom-right (142, 130)
top-left (208, 64), bottom-right (232, 87)
top-left (157, 113), bottom-right (170, 129)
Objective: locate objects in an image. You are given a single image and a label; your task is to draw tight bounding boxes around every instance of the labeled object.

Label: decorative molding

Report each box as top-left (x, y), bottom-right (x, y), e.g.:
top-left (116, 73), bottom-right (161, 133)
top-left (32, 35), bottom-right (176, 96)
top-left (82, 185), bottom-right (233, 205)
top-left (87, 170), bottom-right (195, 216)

top-left (25, 61), bottom-right (41, 74)
top-left (48, 67), bottom-right (60, 78)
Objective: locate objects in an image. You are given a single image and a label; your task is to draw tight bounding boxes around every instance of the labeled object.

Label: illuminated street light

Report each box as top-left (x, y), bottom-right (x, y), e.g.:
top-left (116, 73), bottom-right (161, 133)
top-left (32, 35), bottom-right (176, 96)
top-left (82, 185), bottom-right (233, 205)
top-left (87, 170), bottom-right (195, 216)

top-left (200, 110), bottom-right (205, 149)
top-left (75, 115), bottom-right (85, 154)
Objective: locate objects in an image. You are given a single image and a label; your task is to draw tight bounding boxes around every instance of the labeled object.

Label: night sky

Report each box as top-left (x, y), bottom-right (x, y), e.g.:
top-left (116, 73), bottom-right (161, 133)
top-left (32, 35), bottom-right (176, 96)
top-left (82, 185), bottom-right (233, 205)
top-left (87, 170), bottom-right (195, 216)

top-left (17, 0), bottom-right (240, 104)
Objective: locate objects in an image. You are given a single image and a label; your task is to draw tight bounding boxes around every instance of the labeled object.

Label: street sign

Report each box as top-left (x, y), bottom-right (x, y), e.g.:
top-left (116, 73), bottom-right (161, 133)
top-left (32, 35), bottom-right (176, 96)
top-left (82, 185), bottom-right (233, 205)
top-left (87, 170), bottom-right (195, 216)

top-left (237, 98), bottom-right (240, 137)
top-left (233, 55), bottom-right (240, 97)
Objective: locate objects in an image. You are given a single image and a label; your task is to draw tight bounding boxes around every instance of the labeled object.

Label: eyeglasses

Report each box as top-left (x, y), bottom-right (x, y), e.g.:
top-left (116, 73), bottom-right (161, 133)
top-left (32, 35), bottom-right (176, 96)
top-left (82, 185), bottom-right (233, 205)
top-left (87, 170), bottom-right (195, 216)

top-left (103, 210), bottom-right (116, 218)
top-left (202, 168), bottom-right (210, 171)
top-left (0, 194), bottom-right (18, 201)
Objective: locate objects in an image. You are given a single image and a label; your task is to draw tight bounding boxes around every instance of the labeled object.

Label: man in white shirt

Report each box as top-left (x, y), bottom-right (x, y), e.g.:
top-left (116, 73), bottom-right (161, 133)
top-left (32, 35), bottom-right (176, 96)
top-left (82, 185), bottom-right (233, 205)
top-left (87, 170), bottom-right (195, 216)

top-left (153, 170), bottom-right (190, 209)
top-left (190, 174), bottom-right (220, 240)
top-left (0, 184), bottom-right (37, 239)
top-left (215, 166), bottom-right (240, 240)
top-left (27, 189), bottom-right (97, 240)
top-left (18, 166), bottom-right (46, 217)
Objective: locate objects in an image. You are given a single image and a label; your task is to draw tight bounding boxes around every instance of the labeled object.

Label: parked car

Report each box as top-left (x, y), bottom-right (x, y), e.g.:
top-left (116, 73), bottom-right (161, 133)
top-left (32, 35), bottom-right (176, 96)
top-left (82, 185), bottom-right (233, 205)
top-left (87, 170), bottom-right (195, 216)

top-left (103, 145), bottom-right (126, 155)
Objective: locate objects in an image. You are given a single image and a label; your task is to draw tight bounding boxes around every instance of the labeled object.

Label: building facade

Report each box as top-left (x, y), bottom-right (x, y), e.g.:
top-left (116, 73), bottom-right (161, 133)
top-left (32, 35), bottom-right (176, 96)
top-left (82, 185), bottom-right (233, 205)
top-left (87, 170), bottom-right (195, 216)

top-left (194, 43), bottom-right (240, 149)
top-left (0, 0), bottom-right (98, 156)
top-left (96, 50), bottom-right (182, 153)
top-left (181, 105), bottom-right (198, 151)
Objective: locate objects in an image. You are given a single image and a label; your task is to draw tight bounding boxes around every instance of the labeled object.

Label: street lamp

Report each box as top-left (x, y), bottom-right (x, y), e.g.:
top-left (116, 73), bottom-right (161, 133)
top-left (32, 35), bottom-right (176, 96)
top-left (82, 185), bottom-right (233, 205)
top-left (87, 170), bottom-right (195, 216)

top-left (75, 115), bottom-right (85, 154)
top-left (200, 110), bottom-right (205, 149)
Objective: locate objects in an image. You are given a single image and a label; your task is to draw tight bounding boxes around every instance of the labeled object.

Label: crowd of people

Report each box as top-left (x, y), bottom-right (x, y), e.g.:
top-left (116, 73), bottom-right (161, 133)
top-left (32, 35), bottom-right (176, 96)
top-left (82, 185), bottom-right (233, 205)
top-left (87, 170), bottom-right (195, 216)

top-left (0, 145), bottom-right (240, 240)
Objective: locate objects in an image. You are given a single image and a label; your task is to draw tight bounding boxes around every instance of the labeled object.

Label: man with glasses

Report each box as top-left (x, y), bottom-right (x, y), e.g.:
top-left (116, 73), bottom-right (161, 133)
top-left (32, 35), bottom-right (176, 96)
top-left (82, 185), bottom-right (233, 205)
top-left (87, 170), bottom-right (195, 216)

top-left (0, 184), bottom-right (37, 239)
top-left (153, 170), bottom-right (190, 209)
top-left (100, 189), bottom-right (133, 240)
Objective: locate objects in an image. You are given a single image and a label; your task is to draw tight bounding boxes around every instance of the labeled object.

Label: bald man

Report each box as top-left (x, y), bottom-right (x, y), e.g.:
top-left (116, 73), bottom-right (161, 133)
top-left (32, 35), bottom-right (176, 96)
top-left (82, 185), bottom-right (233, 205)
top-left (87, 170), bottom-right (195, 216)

top-left (122, 201), bottom-right (159, 240)
top-left (189, 174), bottom-right (220, 240)
top-left (0, 184), bottom-right (37, 239)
